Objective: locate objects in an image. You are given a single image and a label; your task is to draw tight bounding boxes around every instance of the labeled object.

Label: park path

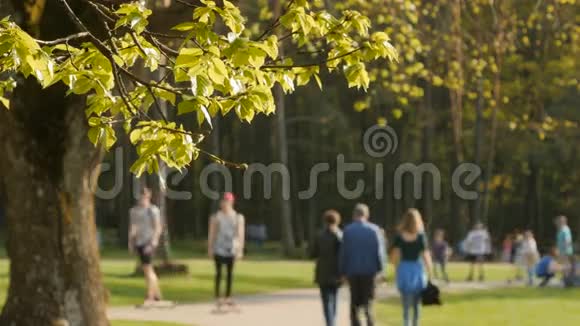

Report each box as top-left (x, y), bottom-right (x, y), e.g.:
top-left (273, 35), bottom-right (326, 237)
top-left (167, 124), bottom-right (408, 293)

top-left (108, 281), bottom-right (514, 326)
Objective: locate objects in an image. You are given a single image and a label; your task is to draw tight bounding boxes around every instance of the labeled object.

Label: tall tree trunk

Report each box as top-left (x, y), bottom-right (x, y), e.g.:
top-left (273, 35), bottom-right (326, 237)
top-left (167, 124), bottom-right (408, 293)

top-left (273, 83), bottom-right (296, 254)
top-left (271, 0), bottom-right (295, 254)
top-left (0, 1), bottom-right (108, 324)
top-left (421, 82), bottom-right (434, 230)
top-left (0, 81), bottom-right (108, 325)
top-left (471, 79), bottom-right (484, 225)
top-left (449, 0), bottom-right (468, 240)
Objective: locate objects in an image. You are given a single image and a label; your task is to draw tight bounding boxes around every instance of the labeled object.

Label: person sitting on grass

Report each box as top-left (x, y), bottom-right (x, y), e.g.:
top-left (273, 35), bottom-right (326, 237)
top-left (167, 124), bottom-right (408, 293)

top-left (310, 210), bottom-right (343, 326)
top-left (129, 187), bottom-right (163, 304)
top-left (536, 246), bottom-right (565, 287)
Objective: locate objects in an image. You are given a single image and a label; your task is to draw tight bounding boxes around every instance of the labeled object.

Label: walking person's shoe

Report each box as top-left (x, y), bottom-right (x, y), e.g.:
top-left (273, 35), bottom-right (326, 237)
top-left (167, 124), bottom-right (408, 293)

top-left (224, 297), bottom-right (241, 312)
top-left (214, 297), bottom-right (225, 312)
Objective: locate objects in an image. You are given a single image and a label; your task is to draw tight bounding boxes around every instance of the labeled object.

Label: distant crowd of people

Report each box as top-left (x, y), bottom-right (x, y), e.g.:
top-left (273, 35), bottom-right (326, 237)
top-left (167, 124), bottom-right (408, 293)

top-left (309, 207), bottom-right (577, 326)
top-left (127, 188), bottom-right (577, 326)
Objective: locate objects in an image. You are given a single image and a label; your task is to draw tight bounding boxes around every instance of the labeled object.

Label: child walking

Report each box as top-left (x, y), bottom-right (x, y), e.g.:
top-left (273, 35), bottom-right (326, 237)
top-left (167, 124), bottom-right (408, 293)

top-left (432, 229), bottom-right (451, 283)
top-left (520, 230), bottom-right (540, 286)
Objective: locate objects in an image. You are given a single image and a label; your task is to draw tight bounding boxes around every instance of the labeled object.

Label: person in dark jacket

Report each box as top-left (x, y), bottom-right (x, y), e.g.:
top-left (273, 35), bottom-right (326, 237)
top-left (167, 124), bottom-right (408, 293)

top-left (340, 203), bottom-right (386, 326)
top-left (311, 209), bottom-right (343, 326)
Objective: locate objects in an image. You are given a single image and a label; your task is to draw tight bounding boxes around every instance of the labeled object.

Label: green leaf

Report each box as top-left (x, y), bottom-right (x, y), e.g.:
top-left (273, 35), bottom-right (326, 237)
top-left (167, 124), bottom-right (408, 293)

top-left (0, 96), bottom-right (9, 109)
top-left (177, 100), bottom-right (197, 115)
top-left (172, 22), bottom-right (196, 31)
top-left (87, 126), bottom-right (103, 147)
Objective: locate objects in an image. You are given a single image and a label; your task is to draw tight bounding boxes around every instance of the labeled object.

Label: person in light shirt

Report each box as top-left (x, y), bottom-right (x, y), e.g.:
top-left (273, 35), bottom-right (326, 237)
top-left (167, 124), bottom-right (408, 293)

top-left (129, 188), bottom-right (163, 304)
top-left (463, 223), bottom-right (491, 282)
top-left (555, 215), bottom-right (575, 277)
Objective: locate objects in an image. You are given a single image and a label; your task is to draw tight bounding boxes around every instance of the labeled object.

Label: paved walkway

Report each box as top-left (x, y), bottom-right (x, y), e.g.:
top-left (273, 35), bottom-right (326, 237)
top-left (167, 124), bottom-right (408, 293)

top-left (108, 281), bottom-right (514, 326)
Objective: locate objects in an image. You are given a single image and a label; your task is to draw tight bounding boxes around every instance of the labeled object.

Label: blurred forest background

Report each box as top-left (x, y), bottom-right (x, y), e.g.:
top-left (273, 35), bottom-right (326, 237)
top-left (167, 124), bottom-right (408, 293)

top-left (18, 0), bottom-right (578, 252)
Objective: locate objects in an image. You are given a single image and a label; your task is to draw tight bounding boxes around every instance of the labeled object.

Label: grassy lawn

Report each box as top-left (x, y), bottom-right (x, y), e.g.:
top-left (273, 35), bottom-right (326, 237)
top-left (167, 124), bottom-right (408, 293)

top-left (377, 287), bottom-right (580, 326)
top-left (1, 244), bottom-right (579, 325)
top-left (0, 249), bottom-right (515, 307)
top-left (0, 242), bottom-right (519, 306)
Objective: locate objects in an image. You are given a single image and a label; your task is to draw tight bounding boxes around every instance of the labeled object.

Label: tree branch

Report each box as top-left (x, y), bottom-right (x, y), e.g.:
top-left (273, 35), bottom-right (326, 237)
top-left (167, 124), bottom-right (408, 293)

top-left (35, 32), bottom-right (90, 45)
top-left (262, 47), bottom-right (363, 69)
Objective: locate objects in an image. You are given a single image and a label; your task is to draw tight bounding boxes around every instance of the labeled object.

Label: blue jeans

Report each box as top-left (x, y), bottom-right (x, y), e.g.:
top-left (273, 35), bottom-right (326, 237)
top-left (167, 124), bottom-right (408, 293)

top-left (401, 292), bottom-right (421, 326)
top-left (319, 285), bottom-right (339, 326)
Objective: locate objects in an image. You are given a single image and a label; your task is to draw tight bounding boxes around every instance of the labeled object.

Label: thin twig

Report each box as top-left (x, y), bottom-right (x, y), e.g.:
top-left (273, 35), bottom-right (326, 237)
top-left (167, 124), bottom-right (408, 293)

top-left (35, 32), bottom-right (90, 45)
top-left (262, 47), bottom-right (363, 69)
top-left (175, 0), bottom-right (199, 8)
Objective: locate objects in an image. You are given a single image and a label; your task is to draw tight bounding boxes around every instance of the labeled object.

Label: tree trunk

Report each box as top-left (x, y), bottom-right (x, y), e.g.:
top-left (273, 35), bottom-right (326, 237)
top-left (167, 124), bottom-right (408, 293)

top-left (0, 79), bottom-right (108, 325)
top-left (421, 82), bottom-right (434, 230)
top-left (448, 0), bottom-right (468, 240)
top-left (273, 83), bottom-right (296, 254)
top-left (271, 0), bottom-right (295, 254)
top-left (0, 1), bottom-right (108, 324)
top-left (471, 79), bottom-right (484, 225)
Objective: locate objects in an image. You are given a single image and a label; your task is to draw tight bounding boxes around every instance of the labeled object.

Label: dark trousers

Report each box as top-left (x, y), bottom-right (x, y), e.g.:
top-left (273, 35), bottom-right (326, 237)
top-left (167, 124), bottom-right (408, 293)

top-left (434, 260), bottom-right (449, 282)
top-left (319, 285), bottom-right (339, 326)
top-left (348, 275), bottom-right (376, 326)
top-left (538, 273), bottom-right (554, 287)
top-left (214, 255), bottom-right (235, 298)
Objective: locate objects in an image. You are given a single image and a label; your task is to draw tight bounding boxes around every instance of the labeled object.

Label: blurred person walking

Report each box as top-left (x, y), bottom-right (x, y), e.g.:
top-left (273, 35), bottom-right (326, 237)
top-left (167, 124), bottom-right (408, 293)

top-left (129, 188), bottom-right (163, 304)
top-left (310, 210), bottom-right (343, 326)
top-left (463, 223), bottom-right (491, 282)
top-left (520, 230), bottom-right (540, 286)
top-left (431, 229), bottom-right (450, 283)
top-left (208, 192), bottom-right (245, 310)
top-left (391, 209), bottom-right (434, 326)
top-left (555, 216), bottom-right (575, 277)
top-left (339, 203), bottom-right (386, 326)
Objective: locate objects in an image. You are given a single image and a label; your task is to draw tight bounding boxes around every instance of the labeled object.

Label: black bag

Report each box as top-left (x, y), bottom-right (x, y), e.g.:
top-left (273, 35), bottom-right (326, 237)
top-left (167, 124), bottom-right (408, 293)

top-left (421, 281), bottom-right (442, 306)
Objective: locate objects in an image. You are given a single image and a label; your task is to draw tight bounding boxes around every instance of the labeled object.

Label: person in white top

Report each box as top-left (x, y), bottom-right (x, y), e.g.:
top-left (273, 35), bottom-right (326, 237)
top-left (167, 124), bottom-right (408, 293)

top-left (208, 192), bottom-right (245, 310)
top-left (129, 188), bottom-right (163, 304)
top-left (464, 223), bottom-right (491, 281)
top-left (520, 230), bottom-right (540, 285)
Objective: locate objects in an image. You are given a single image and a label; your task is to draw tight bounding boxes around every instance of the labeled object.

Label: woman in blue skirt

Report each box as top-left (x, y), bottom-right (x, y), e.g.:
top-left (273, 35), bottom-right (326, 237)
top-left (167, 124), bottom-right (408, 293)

top-left (391, 208), bottom-right (433, 326)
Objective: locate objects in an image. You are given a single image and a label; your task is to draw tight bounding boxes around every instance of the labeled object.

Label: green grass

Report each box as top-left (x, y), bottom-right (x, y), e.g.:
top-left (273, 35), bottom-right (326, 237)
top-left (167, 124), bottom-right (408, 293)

top-left (103, 257), bottom-right (314, 305)
top-left (377, 287), bottom-right (580, 325)
top-left (1, 244), bottom-right (579, 325)
top-left (0, 242), bottom-right (518, 306)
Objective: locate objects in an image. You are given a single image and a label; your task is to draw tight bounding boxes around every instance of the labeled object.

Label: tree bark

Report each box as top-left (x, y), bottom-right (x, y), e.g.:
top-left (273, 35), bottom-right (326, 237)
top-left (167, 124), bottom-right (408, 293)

top-left (421, 82), bottom-right (434, 230)
top-left (271, 0), bottom-right (296, 254)
top-left (0, 1), bottom-right (108, 324)
top-left (448, 0), bottom-right (468, 240)
top-left (273, 83), bottom-right (296, 254)
top-left (0, 79), bottom-right (108, 325)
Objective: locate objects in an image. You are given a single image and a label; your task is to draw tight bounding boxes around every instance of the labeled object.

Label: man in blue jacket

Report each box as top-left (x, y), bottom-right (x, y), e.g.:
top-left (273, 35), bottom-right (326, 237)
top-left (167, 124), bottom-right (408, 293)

top-left (340, 203), bottom-right (386, 326)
